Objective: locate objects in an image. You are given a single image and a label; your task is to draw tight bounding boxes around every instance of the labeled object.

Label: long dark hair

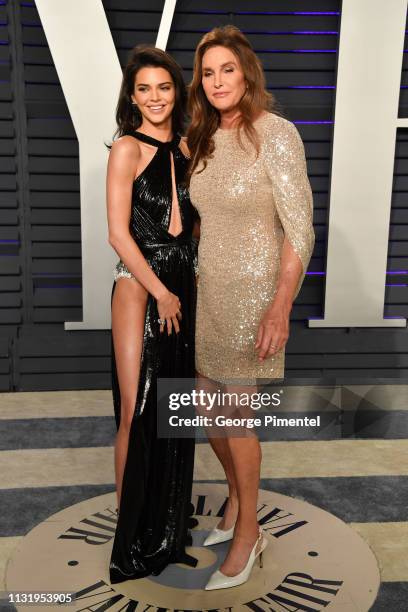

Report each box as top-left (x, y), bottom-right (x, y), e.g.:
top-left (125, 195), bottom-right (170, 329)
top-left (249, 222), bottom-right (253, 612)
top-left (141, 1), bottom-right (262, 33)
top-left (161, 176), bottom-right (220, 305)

top-left (107, 45), bottom-right (187, 147)
top-left (186, 25), bottom-right (278, 181)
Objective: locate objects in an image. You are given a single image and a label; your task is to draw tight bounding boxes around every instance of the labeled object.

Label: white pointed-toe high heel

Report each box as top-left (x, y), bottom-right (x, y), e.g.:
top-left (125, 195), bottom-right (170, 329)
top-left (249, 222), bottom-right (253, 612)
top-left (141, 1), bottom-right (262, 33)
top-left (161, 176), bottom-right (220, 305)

top-left (204, 526), bottom-right (268, 590)
top-left (203, 521), bottom-right (236, 546)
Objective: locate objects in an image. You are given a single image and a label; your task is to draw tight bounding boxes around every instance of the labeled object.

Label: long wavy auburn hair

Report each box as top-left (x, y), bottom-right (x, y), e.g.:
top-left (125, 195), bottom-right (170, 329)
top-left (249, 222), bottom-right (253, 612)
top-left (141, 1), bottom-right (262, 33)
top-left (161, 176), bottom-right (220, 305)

top-left (186, 25), bottom-right (279, 182)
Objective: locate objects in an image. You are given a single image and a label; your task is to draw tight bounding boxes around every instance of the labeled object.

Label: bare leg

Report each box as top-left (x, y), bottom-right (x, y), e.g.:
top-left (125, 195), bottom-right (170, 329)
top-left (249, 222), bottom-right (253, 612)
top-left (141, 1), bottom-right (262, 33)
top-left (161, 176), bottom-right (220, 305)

top-left (195, 373), bottom-right (239, 529)
top-left (112, 277), bottom-right (148, 509)
top-left (219, 383), bottom-right (263, 575)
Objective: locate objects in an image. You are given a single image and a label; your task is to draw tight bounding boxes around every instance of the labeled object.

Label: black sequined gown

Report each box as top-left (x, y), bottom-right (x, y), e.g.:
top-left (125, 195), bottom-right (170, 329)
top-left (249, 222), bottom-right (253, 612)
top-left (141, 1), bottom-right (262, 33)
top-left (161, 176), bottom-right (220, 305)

top-left (109, 131), bottom-right (198, 583)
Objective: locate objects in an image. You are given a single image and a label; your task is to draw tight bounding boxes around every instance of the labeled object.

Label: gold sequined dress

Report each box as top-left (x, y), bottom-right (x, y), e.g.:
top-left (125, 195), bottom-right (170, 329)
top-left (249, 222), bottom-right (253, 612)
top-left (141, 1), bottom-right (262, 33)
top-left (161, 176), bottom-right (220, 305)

top-left (189, 112), bottom-right (315, 384)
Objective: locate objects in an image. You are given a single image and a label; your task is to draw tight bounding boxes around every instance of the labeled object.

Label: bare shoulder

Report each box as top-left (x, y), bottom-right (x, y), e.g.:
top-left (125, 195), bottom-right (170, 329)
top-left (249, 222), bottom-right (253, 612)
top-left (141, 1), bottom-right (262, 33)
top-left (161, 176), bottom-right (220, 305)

top-left (110, 134), bottom-right (141, 160)
top-left (107, 135), bottom-right (141, 180)
top-left (179, 136), bottom-right (191, 159)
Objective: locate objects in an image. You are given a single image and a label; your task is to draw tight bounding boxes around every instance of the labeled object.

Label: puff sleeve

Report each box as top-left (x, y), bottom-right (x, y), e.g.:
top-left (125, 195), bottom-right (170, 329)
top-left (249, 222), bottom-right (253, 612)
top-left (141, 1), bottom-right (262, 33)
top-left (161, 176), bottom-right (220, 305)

top-left (262, 116), bottom-right (315, 298)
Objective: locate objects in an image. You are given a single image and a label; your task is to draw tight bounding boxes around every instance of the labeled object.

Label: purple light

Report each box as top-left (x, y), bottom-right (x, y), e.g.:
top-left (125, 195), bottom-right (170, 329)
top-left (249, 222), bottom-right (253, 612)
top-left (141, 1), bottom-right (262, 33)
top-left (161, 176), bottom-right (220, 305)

top-left (171, 29), bottom-right (338, 36)
top-left (32, 273), bottom-right (80, 277)
top-left (183, 10), bottom-right (340, 16)
top-left (0, 240), bottom-right (19, 244)
top-left (238, 11), bottom-right (340, 16)
top-left (305, 271), bottom-right (408, 276)
top-left (295, 121), bottom-right (334, 124)
top-left (172, 47), bottom-right (338, 55)
top-left (269, 86), bottom-right (335, 90)
top-left (241, 30), bottom-right (339, 35)
top-left (294, 12), bottom-right (340, 15)
top-left (256, 49), bottom-right (337, 53)
top-left (36, 285), bottom-right (81, 289)
top-left (188, 10), bottom-right (232, 14)
top-left (296, 49), bottom-right (337, 53)
top-left (309, 315), bottom-right (406, 321)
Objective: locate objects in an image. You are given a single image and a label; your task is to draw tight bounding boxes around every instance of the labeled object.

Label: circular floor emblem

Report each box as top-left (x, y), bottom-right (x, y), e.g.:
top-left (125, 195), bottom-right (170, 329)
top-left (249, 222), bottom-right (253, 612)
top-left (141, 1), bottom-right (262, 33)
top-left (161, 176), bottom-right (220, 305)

top-left (7, 483), bottom-right (380, 610)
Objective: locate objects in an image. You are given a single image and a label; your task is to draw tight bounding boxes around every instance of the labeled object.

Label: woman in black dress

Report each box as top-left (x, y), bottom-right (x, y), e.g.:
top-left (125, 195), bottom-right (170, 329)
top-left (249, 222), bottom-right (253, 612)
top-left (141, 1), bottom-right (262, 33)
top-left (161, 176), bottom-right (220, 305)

top-left (106, 45), bottom-right (198, 583)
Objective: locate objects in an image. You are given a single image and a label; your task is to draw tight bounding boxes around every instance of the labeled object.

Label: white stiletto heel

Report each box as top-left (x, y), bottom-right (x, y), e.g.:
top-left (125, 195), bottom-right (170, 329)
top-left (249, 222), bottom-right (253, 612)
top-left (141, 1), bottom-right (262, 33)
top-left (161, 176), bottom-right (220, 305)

top-left (203, 521), bottom-right (236, 546)
top-left (204, 526), bottom-right (268, 590)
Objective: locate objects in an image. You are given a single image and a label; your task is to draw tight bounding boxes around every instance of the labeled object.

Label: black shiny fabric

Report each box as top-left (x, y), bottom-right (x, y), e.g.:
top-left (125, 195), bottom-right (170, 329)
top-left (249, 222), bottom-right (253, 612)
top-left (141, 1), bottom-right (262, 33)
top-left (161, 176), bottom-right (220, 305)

top-left (109, 130), bottom-right (198, 583)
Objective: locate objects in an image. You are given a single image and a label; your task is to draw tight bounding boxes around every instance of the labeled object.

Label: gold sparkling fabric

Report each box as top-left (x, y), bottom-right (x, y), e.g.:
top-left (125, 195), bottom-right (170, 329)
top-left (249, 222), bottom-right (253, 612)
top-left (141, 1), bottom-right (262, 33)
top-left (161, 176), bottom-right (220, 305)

top-left (189, 112), bottom-right (315, 384)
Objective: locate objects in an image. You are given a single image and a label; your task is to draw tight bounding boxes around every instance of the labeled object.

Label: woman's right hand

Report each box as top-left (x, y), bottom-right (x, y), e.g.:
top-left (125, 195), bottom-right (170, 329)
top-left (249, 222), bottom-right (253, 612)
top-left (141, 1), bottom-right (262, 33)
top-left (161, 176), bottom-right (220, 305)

top-left (156, 289), bottom-right (182, 335)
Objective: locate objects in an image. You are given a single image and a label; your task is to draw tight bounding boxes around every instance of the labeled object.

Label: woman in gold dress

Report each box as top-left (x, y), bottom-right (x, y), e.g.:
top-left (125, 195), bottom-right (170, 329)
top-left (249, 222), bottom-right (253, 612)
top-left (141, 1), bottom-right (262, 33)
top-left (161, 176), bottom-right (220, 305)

top-left (187, 26), bottom-right (315, 590)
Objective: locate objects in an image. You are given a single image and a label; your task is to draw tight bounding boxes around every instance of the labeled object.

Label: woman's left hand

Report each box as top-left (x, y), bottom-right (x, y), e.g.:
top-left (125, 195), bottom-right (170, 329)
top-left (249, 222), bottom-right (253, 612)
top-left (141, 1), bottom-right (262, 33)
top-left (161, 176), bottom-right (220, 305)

top-left (255, 299), bottom-right (291, 362)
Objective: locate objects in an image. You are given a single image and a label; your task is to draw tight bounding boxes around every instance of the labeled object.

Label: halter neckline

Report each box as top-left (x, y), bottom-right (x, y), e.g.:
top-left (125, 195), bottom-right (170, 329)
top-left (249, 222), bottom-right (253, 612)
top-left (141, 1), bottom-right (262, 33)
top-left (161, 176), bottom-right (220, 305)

top-left (127, 130), bottom-right (181, 150)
